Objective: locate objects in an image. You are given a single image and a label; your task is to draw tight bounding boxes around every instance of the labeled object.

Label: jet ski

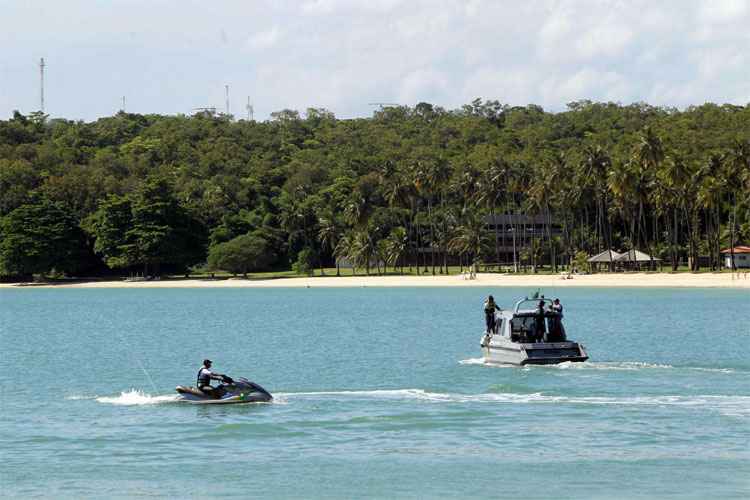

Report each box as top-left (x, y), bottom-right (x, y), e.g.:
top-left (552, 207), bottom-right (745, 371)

top-left (176, 376), bottom-right (273, 404)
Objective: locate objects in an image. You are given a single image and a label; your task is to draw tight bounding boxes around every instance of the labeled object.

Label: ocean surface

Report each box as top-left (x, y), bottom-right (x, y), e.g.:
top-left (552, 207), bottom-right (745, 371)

top-left (1, 286), bottom-right (748, 499)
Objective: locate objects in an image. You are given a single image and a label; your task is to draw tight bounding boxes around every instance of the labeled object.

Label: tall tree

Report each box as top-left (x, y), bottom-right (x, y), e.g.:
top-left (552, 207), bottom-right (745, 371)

top-left (0, 198), bottom-right (86, 276)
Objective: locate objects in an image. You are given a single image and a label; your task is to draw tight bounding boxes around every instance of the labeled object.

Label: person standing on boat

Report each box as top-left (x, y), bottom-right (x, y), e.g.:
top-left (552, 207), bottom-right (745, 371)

top-left (484, 295), bottom-right (501, 333)
top-left (552, 298), bottom-right (563, 318)
top-left (550, 299), bottom-right (566, 341)
top-left (535, 300), bottom-right (546, 342)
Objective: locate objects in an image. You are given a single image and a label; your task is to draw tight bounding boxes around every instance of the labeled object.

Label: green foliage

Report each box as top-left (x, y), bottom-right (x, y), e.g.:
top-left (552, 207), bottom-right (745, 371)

top-left (0, 101), bottom-right (748, 278)
top-left (207, 233), bottom-right (275, 277)
top-left (86, 195), bottom-right (134, 268)
top-left (292, 247), bottom-right (316, 275)
top-left (572, 250), bottom-right (590, 273)
top-left (86, 177), bottom-right (206, 273)
top-left (0, 198), bottom-right (86, 276)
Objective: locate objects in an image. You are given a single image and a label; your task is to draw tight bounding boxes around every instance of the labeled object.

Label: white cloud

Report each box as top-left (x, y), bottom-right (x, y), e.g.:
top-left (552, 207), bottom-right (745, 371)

top-left (1, 0), bottom-right (748, 120)
top-left (398, 69), bottom-right (449, 105)
top-left (699, 0), bottom-right (748, 23)
top-left (246, 26), bottom-right (284, 51)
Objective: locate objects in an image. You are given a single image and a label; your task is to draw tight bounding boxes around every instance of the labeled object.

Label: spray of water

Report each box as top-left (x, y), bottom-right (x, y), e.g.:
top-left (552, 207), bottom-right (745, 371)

top-left (111, 328), bottom-right (158, 393)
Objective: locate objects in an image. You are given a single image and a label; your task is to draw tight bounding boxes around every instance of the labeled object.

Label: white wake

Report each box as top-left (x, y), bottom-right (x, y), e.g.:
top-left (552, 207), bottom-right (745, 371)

top-left (459, 358), bottom-right (739, 373)
top-left (95, 389), bottom-right (179, 405)
top-left (275, 389), bottom-right (750, 416)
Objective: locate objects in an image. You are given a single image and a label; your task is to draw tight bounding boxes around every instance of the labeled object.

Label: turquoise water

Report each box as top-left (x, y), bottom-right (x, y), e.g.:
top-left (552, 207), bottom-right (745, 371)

top-left (1, 287), bottom-right (749, 499)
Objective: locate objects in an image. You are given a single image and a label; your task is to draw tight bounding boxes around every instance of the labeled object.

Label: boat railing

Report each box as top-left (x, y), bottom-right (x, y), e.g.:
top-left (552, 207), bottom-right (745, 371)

top-left (513, 297), bottom-right (553, 314)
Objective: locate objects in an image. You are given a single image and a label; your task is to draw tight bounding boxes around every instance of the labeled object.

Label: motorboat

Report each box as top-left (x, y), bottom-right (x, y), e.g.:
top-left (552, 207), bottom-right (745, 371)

top-left (176, 377), bottom-right (273, 404)
top-left (480, 297), bottom-right (588, 365)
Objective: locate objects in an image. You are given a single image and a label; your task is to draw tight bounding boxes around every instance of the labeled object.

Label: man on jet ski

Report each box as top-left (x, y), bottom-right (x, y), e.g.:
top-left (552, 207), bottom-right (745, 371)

top-left (197, 359), bottom-right (233, 398)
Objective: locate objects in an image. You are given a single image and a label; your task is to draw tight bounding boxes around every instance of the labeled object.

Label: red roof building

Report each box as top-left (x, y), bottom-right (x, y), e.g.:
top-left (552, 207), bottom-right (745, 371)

top-left (720, 246), bottom-right (750, 269)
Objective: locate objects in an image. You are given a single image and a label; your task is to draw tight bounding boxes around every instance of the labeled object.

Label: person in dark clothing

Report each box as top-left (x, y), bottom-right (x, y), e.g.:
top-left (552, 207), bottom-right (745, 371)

top-left (484, 295), bottom-right (501, 333)
top-left (535, 300), bottom-right (546, 342)
top-left (552, 298), bottom-right (563, 318)
top-left (550, 298), bottom-right (566, 341)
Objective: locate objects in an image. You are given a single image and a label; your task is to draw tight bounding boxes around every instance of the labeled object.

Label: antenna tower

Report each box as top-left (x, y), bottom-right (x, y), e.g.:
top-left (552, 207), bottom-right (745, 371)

top-left (246, 96), bottom-right (254, 121)
top-left (39, 58), bottom-right (45, 113)
top-left (225, 85), bottom-right (230, 115)
top-left (368, 102), bottom-right (399, 108)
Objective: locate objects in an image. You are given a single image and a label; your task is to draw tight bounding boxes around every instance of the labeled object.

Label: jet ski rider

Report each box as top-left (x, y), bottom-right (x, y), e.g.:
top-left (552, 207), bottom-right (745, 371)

top-left (197, 359), bottom-right (233, 398)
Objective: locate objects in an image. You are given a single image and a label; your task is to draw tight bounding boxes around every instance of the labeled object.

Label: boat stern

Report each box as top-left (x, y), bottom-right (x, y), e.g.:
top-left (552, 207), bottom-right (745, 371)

top-left (519, 342), bottom-right (588, 365)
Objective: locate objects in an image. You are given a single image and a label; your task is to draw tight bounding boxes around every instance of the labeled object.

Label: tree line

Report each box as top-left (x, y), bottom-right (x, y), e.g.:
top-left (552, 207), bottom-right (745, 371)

top-left (1, 99), bottom-right (748, 279)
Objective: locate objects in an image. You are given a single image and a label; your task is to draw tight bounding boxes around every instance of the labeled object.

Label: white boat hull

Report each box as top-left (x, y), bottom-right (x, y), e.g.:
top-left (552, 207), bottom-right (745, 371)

top-left (482, 336), bottom-right (588, 366)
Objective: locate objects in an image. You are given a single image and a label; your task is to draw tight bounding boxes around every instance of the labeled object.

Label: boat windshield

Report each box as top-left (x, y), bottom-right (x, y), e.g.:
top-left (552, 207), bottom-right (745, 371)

top-left (510, 312), bottom-right (566, 343)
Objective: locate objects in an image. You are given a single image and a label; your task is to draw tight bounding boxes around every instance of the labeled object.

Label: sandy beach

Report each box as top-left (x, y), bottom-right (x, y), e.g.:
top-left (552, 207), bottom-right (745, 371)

top-left (2, 272), bottom-right (748, 289)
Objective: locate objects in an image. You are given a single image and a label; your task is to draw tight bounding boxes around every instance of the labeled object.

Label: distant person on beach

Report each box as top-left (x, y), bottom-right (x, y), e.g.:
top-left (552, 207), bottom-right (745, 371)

top-left (484, 295), bottom-right (500, 333)
top-left (196, 359), bottom-right (230, 398)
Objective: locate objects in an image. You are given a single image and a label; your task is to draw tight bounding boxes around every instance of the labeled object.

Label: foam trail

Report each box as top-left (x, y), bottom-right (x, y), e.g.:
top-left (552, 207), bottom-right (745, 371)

top-left (554, 361), bottom-right (673, 371)
top-left (553, 361), bottom-right (738, 373)
top-left (461, 358), bottom-right (740, 373)
top-left (278, 389), bottom-right (445, 400)
top-left (65, 394), bottom-right (97, 400)
top-left (96, 389), bottom-right (179, 405)
top-left (276, 389), bottom-right (750, 415)
top-left (458, 358), bottom-right (514, 367)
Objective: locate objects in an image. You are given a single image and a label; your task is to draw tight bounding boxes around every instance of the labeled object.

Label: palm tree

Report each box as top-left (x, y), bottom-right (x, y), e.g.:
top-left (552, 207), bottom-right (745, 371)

top-left (351, 231), bottom-right (376, 275)
top-left (475, 157), bottom-right (507, 267)
top-left (428, 158), bottom-right (452, 273)
top-left (579, 144), bottom-right (613, 262)
top-left (726, 140), bottom-right (750, 271)
top-left (528, 152), bottom-right (565, 272)
top-left (632, 127), bottom-right (664, 269)
top-left (334, 232), bottom-right (356, 276)
top-left (658, 155), bottom-right (691, 270)
top-left (381, 165), bottom-right (416, 272)
top-left (696, 154), bottom-right (726, 270)
top-left (608, 159), bottom-right (639, 261)
top-left (317, 210), bottom-right (342, 276)
top-left (448, 211), bottom-right (487, 270)
top-left (412, 155), bottom-right (436, 274)
top-left (383, 226), bottom-right (408, 274)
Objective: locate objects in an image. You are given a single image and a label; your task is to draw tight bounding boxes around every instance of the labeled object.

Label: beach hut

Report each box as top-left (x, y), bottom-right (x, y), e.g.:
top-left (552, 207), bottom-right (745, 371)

top-left (720, 246), bottom-right (750, 269)
top-left (587, 249), bottom-right (622, 272)
top-left (615, 249), bottom-right (661, 270)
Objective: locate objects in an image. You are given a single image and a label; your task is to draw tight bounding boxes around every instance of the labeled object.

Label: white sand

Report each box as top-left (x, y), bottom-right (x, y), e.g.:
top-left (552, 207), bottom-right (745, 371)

top-left (2, 272), bottom-right (749, 289)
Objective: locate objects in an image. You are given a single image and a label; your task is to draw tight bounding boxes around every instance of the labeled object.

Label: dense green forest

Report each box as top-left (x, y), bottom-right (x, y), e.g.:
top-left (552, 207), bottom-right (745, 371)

top-left (1, 100), bottom-right (748, 279)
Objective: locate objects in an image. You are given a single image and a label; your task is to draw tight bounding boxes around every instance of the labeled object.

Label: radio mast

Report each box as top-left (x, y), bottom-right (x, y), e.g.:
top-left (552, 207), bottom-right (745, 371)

top-left (246, 96), bottom-right (254, 121)
top-left (225, 85), bottom-right (230, 115)
top-left (39, 58), bottom-right (45, 112)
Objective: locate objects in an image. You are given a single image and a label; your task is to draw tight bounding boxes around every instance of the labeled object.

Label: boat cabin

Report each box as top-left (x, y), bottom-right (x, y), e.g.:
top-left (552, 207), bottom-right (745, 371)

top-left (491, 298), bottom-right (566, 343)
top-left (481, 296), bottom-right (588, 365)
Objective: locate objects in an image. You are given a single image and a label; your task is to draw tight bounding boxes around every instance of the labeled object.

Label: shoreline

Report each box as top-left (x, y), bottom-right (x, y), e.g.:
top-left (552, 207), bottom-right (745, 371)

top-left (1, 272), bottom-right (748, 289)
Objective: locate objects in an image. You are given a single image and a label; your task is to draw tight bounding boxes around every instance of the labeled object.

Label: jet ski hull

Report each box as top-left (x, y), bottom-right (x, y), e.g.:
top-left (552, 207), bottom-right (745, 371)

top-left (176, 379), bottom-right (272, 404)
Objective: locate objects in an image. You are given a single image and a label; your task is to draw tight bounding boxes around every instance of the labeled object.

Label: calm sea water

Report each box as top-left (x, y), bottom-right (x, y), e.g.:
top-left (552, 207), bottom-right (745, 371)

top-left (1, 287), bottom-right (749, 499)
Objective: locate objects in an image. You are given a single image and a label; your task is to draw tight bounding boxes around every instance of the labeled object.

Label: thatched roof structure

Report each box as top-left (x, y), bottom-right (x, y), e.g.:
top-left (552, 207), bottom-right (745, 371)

top-left (615, 249), bottom-right (661, 262)
top-left (587, 249), bottom-right (622, 263)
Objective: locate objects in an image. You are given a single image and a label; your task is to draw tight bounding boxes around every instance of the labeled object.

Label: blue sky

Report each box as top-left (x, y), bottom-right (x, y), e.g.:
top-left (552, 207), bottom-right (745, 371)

top-left (1, 0), bottom-right (748, 121)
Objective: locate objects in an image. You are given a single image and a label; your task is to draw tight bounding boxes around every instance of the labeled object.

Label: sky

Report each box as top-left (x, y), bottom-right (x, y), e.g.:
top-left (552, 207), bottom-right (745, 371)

top-left (1, 0), bottom-right (748, 122)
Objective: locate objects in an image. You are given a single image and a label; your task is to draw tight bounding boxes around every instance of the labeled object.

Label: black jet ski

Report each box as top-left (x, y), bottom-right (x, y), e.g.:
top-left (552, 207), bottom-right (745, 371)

top-left (176, 377), bottom-right (273, 404)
